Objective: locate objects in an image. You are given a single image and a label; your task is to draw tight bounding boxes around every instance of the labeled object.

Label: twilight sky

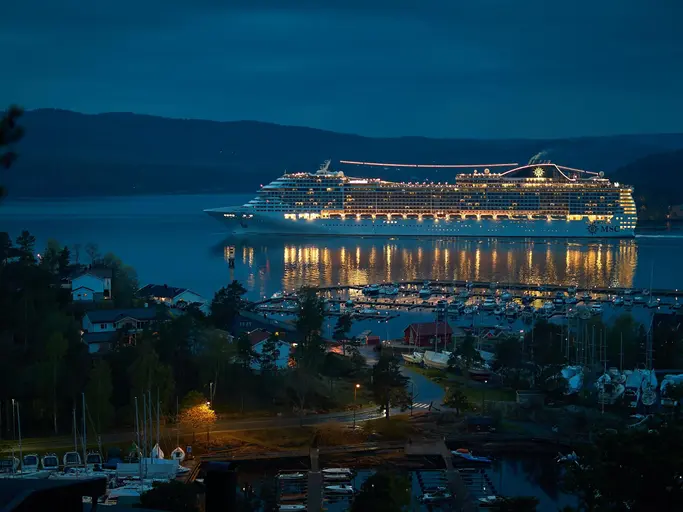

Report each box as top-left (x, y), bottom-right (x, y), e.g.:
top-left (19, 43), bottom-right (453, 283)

top-left (2, 1), bottom-right (682, 138)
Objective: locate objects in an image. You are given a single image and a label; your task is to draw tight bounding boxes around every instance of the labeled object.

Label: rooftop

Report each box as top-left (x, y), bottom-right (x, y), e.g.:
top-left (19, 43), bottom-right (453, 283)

top-left (72, 267), bottom-right (113, 279)
top-left (138, 283), bottom-right (188, 299)
top-left (85, 307), bottom-right (162, 324)
top-left (405, 322), bottom-right (453, 336)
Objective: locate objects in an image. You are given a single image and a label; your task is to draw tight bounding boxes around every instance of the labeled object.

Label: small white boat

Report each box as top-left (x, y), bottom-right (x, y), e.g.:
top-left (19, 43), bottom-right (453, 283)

top-left (85, 452), bottom-right (104, 469)
top-left (556, 451), bottom-right (579, 463)
top-left (673, 302), bottom-right (681, 310)
top-left (277, 472), bottom-right (306, 480)
top-left (324, 483), bottom-right (356, 494)
top-left (451, 448), bottom-right (492, 463)
top-left (646, 298), bottom-right (660, 309)
top-left (22, 454), bottom-right (40, 473)
top-left (63, 451), bottom-right (82, 467)
top-left (419, 488), bottom-right (452, 503)
top-left (322, 468), bottom-right (353, 478)
top-left (41, 454), bottom-right (59, 471)
top-left (565, 296), bottom-right (578, 304)
top-left (481, 298), bottom-right (497, 311)
top-left (479, 495), bottom-right (505, 507)
top-left (271, 291), bottom-right (284, 299)
top-left (590, 303), bottom-right (603, 314)
top-left (170, 447), bottom-right (186, 463)
top-left (402, 352), bottom-right (424, 364)
top-left (543, 301), bottom-right (555, 312)
top-left (379, 284), bottom-right (399, 296)
top-left (278, 505), bottom-right (307, 512)
top-left (501, 292), bottom-right (513, 302)
top-left (418, 283), bottom-right (432, 299)
top-left (0, 457), bottom-right (20, 475)
top-left (362, 284), bottom-right (380, 296)
top-left (151, 444), bottom-right (164, 459)
top-left (613, 296), bottom-right (624, 306)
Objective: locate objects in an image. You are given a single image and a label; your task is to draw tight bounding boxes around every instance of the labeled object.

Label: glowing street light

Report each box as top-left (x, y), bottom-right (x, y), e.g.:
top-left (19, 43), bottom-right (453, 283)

top-left (353, 384), bottom-right (361, 429)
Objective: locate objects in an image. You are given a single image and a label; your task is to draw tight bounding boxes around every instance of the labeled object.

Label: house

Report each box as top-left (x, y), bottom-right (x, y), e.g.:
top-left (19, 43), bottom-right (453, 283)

top-left (232, 311), bottom-right (298, 344)
top-left (71, 268), bottom-right (113, 302)
top-left (403, 322), bottom-right (453, 347)
top-left (137, 283), bottom-right (210, 314)
top-left (81, 307), bottom-right (168, 354)
top-left (249, 331), bottom-right (291, 372)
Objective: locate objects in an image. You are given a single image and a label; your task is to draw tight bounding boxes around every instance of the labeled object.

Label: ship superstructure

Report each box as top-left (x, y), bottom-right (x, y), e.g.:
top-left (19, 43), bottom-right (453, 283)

top-left (205, 161), bottom-right (637, 238)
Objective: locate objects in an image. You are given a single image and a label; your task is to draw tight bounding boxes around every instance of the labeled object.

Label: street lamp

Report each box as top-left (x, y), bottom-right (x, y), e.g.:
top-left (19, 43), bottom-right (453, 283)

top-left (353, 384), bottom-right (360, 429)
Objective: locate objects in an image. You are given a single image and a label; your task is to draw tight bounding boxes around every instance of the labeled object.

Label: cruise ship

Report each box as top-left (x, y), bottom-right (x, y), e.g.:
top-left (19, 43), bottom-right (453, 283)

top-left (205, 161), bottom-right (637, 238)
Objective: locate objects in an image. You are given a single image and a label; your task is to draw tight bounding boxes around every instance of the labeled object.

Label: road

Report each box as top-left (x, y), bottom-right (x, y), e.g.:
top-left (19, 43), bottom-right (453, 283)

top-left (5, 351), bottom-right (445, 454)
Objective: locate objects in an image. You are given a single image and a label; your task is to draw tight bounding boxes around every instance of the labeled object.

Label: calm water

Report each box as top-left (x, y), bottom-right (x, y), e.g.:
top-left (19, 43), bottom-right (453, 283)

top-left (2, 194), bottom-right (683, 301)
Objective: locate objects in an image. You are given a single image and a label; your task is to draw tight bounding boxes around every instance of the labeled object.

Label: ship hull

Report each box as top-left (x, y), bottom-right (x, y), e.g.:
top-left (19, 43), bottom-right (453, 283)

top-left (205, 209), bottom-right (636, 238)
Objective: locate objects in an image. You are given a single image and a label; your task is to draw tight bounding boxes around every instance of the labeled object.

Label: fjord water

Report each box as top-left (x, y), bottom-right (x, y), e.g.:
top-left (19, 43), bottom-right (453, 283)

top-left (2, 193), bottom-right (683, 299)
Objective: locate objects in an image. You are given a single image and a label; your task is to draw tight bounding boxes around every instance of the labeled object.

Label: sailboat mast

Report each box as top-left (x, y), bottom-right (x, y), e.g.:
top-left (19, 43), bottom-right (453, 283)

top-left (148, 390), bottom-right (153, 461)
top-left (176, 396), bottom-right (179, 447)
top-left (82, 392), bottom-right (87, 466)
top-left (72, 407), bottom-right (77, 453)
top-left (17, 402), bottom-right (23, 474)
top-left (156, 388), bottom-right (160, 452)
top-left (142, 393), bottom-right (148, 458)
top-left (135, 396), bottom-right (142, 482)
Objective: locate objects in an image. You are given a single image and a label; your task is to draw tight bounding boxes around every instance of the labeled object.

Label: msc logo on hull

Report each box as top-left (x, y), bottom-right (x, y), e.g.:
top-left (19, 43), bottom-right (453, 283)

top-left (587, 222), bottom-right (620, 235)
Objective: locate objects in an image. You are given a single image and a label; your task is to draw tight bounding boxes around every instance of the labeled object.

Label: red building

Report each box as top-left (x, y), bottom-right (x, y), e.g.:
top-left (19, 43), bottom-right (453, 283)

top-left (403, 322), bottom-right (453, 348)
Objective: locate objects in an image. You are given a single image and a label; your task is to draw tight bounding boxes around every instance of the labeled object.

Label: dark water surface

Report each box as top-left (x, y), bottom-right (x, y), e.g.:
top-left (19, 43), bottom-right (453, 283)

top-left (2, 194), bottom-right (683, 301)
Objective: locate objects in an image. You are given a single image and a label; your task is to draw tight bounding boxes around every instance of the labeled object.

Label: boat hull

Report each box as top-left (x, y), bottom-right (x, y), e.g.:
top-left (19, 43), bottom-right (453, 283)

top-left (205, 210), bottom-right (635, 238)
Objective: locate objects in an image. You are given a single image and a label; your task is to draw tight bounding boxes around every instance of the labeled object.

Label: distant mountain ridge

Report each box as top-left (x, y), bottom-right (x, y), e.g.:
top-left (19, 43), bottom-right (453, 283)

top-left (4, 109), bottom-right (683, 200)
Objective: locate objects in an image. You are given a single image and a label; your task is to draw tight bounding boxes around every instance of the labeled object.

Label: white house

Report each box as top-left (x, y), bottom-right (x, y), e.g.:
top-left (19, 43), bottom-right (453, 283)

top-left (81, 307), bottom-right (167, 354)
top-left (247, 329), bottom-right (291, 371)
top-left (137, 284), bottom-right (209, 314)
top-left (71, 268), bottom-right (112, 302)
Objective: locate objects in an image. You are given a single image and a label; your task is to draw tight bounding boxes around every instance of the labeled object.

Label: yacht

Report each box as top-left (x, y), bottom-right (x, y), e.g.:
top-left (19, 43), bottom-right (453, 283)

top-left (41, 454), bottom-right (59, 472)
top-left (401, 352), bottom-right (424, 364)
top-left (324, 483), bottom-right (356, 494)
top-left (451, 448), bottom-right (492, 463)
top-left (63, 451), bottom-right (82, 468)
top-left (85, 452), bottom-right (104, 470)
top-left (362, 284), bottom-right (380, 296)
top-left (418, 283), bottom-right (432, 299)
top-left (379, 284), bottom-right (399, 296)
top-left (277, 472), bottom-right (306, 480)
top-left (22, 454), bottom-right (40, 473)
top-left (419, 488), bottom-right (453, 503)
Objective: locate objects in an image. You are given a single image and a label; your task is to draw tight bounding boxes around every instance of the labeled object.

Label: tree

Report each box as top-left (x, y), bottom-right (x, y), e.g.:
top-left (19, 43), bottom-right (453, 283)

top-left (294, 287), bottom-right (326, 370)
top-left (332, 312), bottom-right (353, 355)
top-left (58, 246), bottom-right (71, 275)
top-left (210, 280), bottom-right (247, 330)
top-left (137, 480), bottom-right (200, 512)
top-left (497, 496), bottom-right (540, 511)
top-left (0, 105), bottom-right (23, 198)
top-left (371, 354), bottom-right (409, 419)
top-left (564, 426), bottom-right (683, 511)
top-left (39, 239), bottom-right (62, 274)
top-left (493, 337), bottom-right (527, 387)
top-left (0, 232), bottom-right (13, 264)
top-left (44, 331), bottom-right (68, 434)
top-left (99, 252), bottom-right (139, 306)
top-left (443, 386), bottom-right (471, 416)
top-left (71, 243), bottom-right (81, 264)
top-left (179, 391), bottom-right (216, 442)
top-left (15, 230), bottom-right (36, 264)
top-left (128, 340), bottom-right (175, 408)
top-left (350, 471), bottom-right (411, 512)
top-left (198, 328), bottom-right (234, 400)
top-left (235, 332), bottom-right (257, 369)
top-left (85, 359), bottom-right (115, 433)
top-left (85, 242), bottom-right (99, 264)
top-left (287, 368), bottom-right (314, 424)
top-left (451, 333), bottom-right (483, 371)
top-left (259, 333), bottom-right (281, 374)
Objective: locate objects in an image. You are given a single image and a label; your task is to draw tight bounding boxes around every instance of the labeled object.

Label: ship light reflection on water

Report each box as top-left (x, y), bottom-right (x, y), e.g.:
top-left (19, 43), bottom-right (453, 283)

top-left (223, 238), bottom-right (638, 294)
